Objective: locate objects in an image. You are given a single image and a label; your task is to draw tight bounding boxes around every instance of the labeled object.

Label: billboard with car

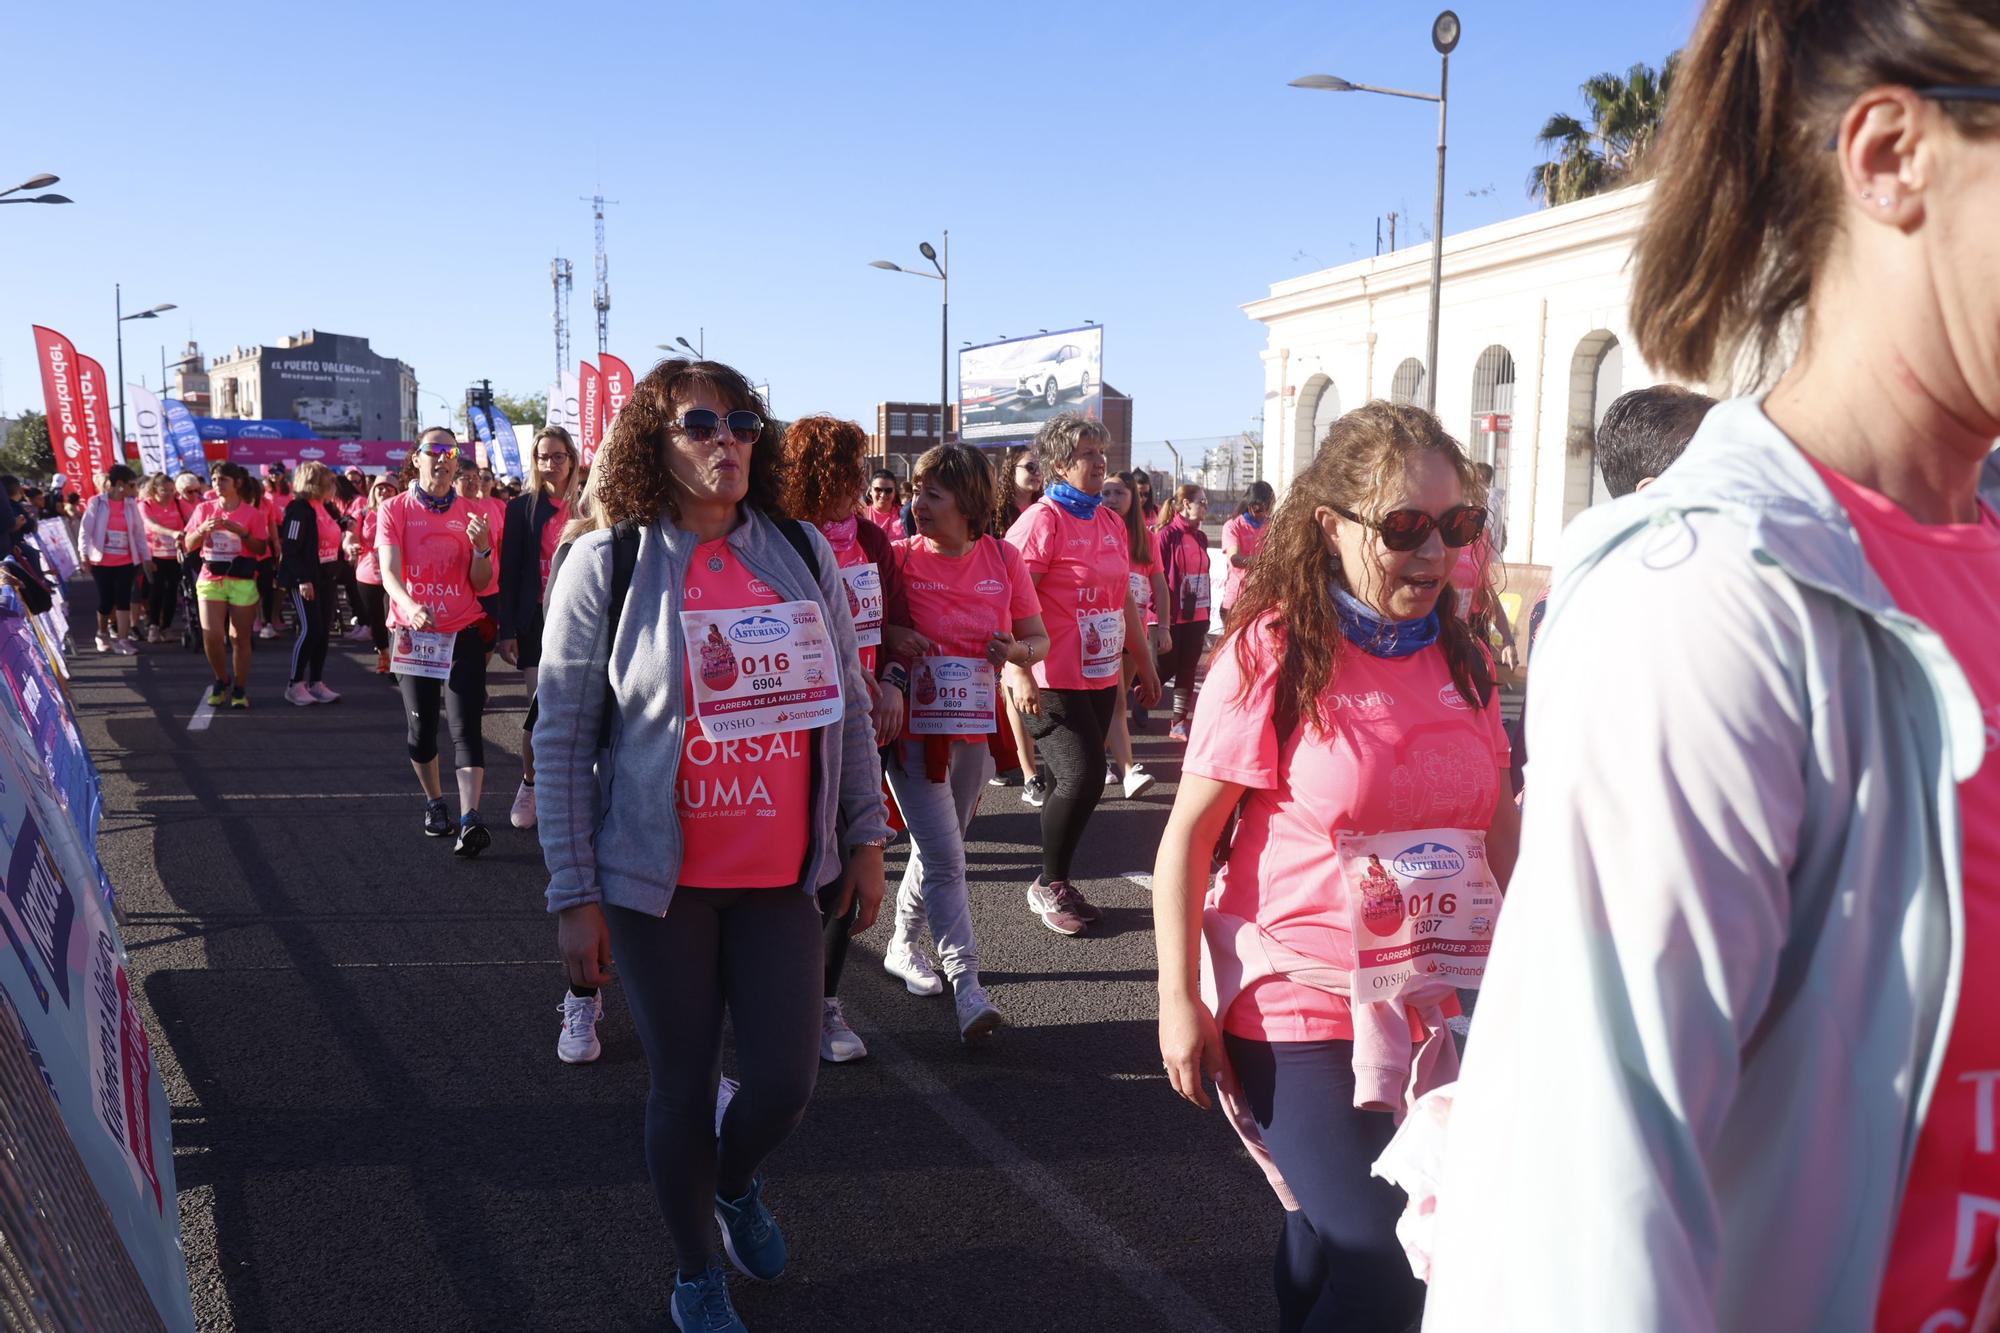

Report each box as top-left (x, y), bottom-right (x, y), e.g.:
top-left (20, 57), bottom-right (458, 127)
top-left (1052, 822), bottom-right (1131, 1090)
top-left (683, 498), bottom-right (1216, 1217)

top-left (958, 326), bottom-right (1103, 444)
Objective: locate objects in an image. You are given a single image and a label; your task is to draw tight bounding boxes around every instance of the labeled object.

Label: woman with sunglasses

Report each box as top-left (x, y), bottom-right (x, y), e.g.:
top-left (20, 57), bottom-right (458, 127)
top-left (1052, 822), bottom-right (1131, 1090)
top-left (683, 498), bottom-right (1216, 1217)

top-left (861, 468), bottom-right (906, 540)
top-left (499, 425), bottom-right (580, 839)
top-left (1098, 472), bottom-right (1167, 797)
top-left (1219, 479), bottom-right (1274, 623)
top-left (536, 360), bottom-right (888, 1333)
top-left (379, 427), bottom-right (496, 856)
top-left (991, 445), bottom-right (1045, 795)
top-left (1006, 413), bottom-right (1162, 934)
top-left (1429, 7), bottom-right (2000, 1327)
top-left (183, 462), bottom-right (272, 708)
top-left (1155, 484), bottom-right (1212, 743)
top-left (348, 476), bottom-right (399, 676)
top-left (1152, 402), bottom-right (1513, 1332)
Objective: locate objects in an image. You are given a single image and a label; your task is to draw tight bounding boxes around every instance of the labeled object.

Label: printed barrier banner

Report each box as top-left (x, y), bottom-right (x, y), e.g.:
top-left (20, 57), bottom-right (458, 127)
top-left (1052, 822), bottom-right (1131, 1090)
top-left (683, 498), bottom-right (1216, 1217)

top-left (225, 439), bottom-right (411, 472)
top-left (0, 604), bottom-right (194, 1330)
top-left (191, 417), bottom-right (318, 442)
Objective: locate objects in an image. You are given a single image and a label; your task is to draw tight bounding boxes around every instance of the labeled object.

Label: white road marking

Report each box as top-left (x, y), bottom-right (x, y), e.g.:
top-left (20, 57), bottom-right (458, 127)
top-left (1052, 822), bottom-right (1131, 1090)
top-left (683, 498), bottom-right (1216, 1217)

top-left (188, 688), bottom-right (216, 732)
top-left (1120, 870), bottom-right (1153, 891)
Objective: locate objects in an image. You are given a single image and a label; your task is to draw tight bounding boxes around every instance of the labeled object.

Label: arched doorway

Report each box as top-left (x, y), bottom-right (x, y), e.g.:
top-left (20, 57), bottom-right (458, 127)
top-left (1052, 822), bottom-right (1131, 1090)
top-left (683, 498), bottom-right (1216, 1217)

top-left (1389, 358), bottom-right (1426, 406)
top-left (1469, 346), bottom-right (1517, 546)
top-left (1564, 332), bottom-right (1624, 526)
top-left (1293, 372), bottom-right (1340, 480)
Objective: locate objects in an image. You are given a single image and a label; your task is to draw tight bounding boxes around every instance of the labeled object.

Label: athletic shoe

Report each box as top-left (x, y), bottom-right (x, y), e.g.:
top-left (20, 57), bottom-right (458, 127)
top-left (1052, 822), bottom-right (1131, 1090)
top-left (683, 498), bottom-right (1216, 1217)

top-left (1103, 763), bottom-right (1119, 787)
top-left (1122, 763), bottom-right (1157, 800)
top-left (713, 1176), bottom-right (787, 1281)
top-left (454, 810), bottom-right (490, 858)
top-left (229, 689), bottom-right (249, 710)
top-left (1026, 878), bottom-right (1089, 936)
top-left (205, 682), bottom-right (228, 707)
top-left (883, 940), bottom-right (944, 996)
top-left (556, 993), bottom-right (602, 1064)
top-left (954, 979), bottom-right (1003, 1044)
top-left (145, 626), bottom-right (161, 644)
top-left (375, 650), bottom-right (391, 675)
top-left (257, 624), bottom-right (278, 640)
top-left (284, 683), bottom-right (317, 707)
top-left (1022, 775), bottom-right (1048, 809)
top-left (670, 1263), bottom-right (748, 1333)
top-left (819, 998), bottom-right (867, 1063)
top-left (422, 797), bottom-right (452, 838)
top-left (715, 1074), bottom-right (738, 1136)
top-left (345, 623), bottom-right (373, 642)
top-left (509, 781), bottom-right (537, 830)
top-left (988, 767), bottom-right (1024, 788)
top-left (1168, 718), bottom-right (1191, 743)
top-left (94, 634), bottom-right (109, 654)
top-left (308, 682), bottom-right (341, 704)
top-left (1067, 882), bottom-right (1105, 924)
top-left (112, 638), bottom-right (137, 656)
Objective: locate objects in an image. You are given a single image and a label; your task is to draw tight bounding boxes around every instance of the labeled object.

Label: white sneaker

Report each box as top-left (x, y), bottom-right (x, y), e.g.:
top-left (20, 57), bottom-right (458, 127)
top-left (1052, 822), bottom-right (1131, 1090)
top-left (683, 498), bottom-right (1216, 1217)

top-left (884, 940), bottom-right (944, 996)
top-left (112, 638), bottom-right (137, 656)
top-left (1104, 764), bottom-right (1119, 787)
top-left (715, 1074), bottom-right (739, 1136)
top-left (94, 634), bottom-right (110, 654)
top-left (556, 992), bottom-right (602, 1064)
top-left (1121, 763), bottom-right (1157, 800)
top-left (283, 683), bottom-right (317, 707)
top-left (346, 623), bottom-right (373, 641)
top-left (145, 626), bottom-right (161, 643)
top-left (308, 682), bottom-right (341, 704)
top-left (954, 979), bottom-right (1004, 1044)
top-left (820, 998), bottom-right (867, 1063)
top-left (509, 781), bottom-right (537, 830)
top-left (257, 624), bottom-right (278, 640)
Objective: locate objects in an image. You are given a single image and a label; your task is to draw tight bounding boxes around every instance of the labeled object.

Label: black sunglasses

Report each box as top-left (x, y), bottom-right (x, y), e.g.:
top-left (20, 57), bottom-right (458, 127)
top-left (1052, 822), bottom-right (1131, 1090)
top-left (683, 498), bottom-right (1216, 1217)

top-left (1824, 85), bottom-right (2000, 148)
top-left (1333, 503), bottom-right (1485, 552)
top-left (677, 408), bottom-right (764, 445)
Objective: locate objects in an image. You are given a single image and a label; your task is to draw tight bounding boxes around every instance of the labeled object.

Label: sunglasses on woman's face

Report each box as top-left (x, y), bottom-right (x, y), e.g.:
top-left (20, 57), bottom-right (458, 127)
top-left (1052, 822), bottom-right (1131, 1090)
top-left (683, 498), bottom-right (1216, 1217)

top-left (421, 444), bottom-right (460, 461)
top-left (677, 408), bottom-right (763, 445)
top-left (1333, 502), bottom-right (1486, 552)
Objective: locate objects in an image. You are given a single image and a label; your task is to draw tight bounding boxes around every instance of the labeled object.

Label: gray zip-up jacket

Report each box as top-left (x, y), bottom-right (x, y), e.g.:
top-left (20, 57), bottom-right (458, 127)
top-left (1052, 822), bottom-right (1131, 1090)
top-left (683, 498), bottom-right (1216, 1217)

top-left (535, 507), bottom-right (889, 916)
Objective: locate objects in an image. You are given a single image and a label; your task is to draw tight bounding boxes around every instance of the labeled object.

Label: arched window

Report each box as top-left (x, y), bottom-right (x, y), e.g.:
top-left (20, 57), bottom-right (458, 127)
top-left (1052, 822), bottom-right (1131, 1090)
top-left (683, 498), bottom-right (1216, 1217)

top-left (1564, 332), bottom-right (1623, 526)
top-left (1389, 358), bottom-right (1426, 406)
top-left (1469, 346), bottom-right (1517, 548)
top-left (1295, 374), bottom-right (1342, 476)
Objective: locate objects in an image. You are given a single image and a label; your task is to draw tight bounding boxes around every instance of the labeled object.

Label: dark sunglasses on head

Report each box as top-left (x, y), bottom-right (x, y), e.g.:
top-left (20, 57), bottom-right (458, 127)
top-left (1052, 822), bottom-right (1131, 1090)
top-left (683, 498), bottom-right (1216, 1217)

top-left (1333, 502), bottom-right (1486, 552)
top-left (1824, 85), bottom-right (2000, 148)
top-left (677, 408), bottom-right (764, 445)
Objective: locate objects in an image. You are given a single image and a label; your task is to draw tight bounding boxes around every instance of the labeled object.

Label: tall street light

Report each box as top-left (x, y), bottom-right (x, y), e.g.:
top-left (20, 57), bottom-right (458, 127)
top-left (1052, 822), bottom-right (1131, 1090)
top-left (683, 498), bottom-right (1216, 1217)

top-left (869, 232), bottom-right (949, 445)
top-left (656, 331), bottom-right (706, 359)
top-left (0, 172), bottom-right (70, 206)
top-left (116, 284), bottom-right (177, 442)
top-left (1292, 10), bottom-right (1459, 412)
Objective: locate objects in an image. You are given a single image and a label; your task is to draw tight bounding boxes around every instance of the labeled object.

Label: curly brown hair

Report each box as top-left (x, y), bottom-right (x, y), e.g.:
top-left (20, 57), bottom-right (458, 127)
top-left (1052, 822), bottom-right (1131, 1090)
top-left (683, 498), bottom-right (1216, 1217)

top-left (1226, 400), bottom-right (1491, 734)
top-left (994, 445), bottom-right (1040, 535)
top-left (778, 415), bottom-right (868, 525)
top-left (589, 360), bottom-right (784, 526)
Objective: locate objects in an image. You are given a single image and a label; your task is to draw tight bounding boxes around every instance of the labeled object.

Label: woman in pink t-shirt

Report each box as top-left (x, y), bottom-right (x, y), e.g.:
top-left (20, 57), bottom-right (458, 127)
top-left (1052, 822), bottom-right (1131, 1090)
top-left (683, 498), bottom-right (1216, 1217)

top-left (80, 464), bottom-right (144, 654)
top-left (861, 468), bottom-right (906, 539)
top-left (351, 477), bottom-right (398, 674)
top-left (183, 462), bottom-right (272, 707)
top-left (1155, 484), bottom-right (1212, 740)
top-left (1219, 479), bottom-right (1273, 617)
top-left (991, 445), bottom-right (1044, 787)
top-left (1152, 403), bottom-right (1517, 1331)
top-left (139, 472), bottom-right (188, 644)
top-left (1099, 471), bottom-right (1169, 798)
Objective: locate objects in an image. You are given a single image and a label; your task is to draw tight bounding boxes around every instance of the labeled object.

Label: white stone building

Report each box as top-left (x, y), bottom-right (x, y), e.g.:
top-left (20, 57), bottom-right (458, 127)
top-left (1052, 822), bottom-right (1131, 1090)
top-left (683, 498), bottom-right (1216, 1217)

top-left (1244, 182), bottom-right (1658, 567)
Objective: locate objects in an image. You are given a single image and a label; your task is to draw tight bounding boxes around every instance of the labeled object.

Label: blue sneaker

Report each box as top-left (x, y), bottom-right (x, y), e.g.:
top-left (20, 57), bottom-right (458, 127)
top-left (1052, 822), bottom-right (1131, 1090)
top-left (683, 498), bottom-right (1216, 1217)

top-left (713, 1176), bottom-right (787, 1280)
top-left (671, 1263), bottom-right (747, 1332)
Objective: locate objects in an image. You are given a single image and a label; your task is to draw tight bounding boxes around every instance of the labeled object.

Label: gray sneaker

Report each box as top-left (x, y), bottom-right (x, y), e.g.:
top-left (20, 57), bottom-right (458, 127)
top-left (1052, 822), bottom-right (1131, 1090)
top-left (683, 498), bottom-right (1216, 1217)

top-left (954, 979), bottom-right (1003, 1044)
top-left (1022, 775), bottom-right (1049, 808)
top-left (1025, 878), bottom-right (1088, 935)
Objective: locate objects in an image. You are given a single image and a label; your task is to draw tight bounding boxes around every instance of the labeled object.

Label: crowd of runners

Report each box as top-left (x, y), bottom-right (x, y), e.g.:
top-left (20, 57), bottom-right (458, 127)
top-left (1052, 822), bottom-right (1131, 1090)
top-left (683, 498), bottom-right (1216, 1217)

top-left (29, 1), bottom-right (2000, 1328)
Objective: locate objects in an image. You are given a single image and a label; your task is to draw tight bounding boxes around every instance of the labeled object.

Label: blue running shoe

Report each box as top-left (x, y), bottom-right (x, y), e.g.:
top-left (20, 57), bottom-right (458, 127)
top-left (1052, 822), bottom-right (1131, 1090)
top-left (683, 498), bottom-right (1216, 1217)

top-left (670, 1263), bottom-right (747, 1332)
top-left (713, 1176), bottom-right (787, 1281)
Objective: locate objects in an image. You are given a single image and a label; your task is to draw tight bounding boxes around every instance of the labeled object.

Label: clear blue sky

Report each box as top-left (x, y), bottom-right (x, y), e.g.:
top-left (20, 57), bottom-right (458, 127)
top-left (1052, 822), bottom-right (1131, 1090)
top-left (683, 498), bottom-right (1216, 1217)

top-left (0, 0), bottom-right (1698, 457)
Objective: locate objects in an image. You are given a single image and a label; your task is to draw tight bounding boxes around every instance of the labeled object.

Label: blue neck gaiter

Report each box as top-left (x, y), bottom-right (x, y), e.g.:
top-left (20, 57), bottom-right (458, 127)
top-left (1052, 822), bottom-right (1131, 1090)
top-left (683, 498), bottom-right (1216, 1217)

top-left (1334, 583), bottom-right (1439, 659)
top-left (413, 487), bottom-right (456, 516)
top-left (1044, 481), bottom-right (1102, 520)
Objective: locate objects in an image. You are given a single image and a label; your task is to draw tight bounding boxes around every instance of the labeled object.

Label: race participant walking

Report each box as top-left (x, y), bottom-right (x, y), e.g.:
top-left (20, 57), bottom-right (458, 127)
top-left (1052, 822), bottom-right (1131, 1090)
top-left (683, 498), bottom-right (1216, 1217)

top-left (279, 461), bottom-right (348, 706)
top-left (990, 445), bottom-right (1044, 793)
top-left (883, 443), bottom-right (1047, 1041)
top-left (498, 425), bottom-right (580, 833)
top-left (1152, 402), bottom-right (1516, 1332)
top-left (1426, 7), bottom-right (2000, 1328)
top-left (378, 428), bottom-right (496, 856)
top-left (1155, 484), bottom-right (1212, 741)
top-left (457, 459), bottom-right (508, 630)
top-left (183, 462), bottom-right (271, 708)
top-left (860, 468), bottom-right (905, 539)
top-left (777, 414), bottom-right (906, 1065)
top-left (536, 359), bottom-right (888, 1333)
top-left (1006, 413), bottom-right (1161, 934)
top-left (351, 477), bottom-right (398, 676)
top-left (1219, 480), bottom-right (1272, 622)
top-left (253, 465), bottom-right (289, 640)
top-left (1099, 471), bottom-right (1167, 796)
top-left (139, 473), bottom-right (189, 643)
top-left (80, 465), bottom-right (143, 655)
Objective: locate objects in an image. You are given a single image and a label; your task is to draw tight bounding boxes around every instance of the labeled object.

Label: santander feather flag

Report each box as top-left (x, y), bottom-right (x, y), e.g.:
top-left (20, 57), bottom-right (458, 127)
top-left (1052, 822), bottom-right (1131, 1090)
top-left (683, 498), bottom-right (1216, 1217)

top-left (578, 360), bottom-right (603, 467)
top-left (599, 354), bottom-right (635, 437)
top-left (77, 354), bottom-right (120, 473)
top-left (32, 327), bottom-right (96, 499)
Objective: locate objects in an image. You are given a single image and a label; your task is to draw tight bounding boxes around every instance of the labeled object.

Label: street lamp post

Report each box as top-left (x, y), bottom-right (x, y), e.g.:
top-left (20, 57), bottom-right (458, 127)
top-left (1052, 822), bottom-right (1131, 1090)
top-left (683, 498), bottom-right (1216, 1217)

top-left (115, 284), bottom-right (177, 443)
top-left (0, 173), bottom-right (70, 206)
top-left (656, 330), bottom-right (707, 360)
top-left (869, 231), bottom-right (949, 446)
top-left (1291, 11), bottom-right (1459, 413)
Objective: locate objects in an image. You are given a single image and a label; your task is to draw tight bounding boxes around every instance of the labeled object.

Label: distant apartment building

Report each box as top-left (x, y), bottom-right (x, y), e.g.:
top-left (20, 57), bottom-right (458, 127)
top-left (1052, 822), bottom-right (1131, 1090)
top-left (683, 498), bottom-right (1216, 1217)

top-left (207, 330), bottom-right (418, 440)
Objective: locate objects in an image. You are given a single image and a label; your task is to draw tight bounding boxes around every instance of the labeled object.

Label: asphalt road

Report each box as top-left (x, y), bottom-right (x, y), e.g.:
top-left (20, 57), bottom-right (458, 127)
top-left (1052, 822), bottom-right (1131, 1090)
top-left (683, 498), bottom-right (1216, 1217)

top-left (77, 589), bottom-right (1286, 1333)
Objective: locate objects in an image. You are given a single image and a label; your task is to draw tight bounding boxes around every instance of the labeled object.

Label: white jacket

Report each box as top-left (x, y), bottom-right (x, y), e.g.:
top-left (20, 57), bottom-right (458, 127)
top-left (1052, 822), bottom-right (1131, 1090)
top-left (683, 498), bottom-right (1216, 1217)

top-left (80, 494), bottom-right (144, 565)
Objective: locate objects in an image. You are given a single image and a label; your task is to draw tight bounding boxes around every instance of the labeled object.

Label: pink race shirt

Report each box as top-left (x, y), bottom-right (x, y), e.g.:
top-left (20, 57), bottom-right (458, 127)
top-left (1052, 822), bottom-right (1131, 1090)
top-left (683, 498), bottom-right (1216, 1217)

top-left (186, 499), bottom-right (270, 573)
top-left (99, 501), bottom-right (133, 568)
top-left (538, 499), bottom-right (569, 599)
top-left (862, 504), bottom-right (906, 541)
top-left (1187, 616), bottom-right (1509, 1042)
top-left (1220, 512), bottom-right (1266, 610)
top-left (1130, 532), bottom-right (1162, 628)
top-left (1005, 497), bottom-right (1130, 691)
top-left (140, 499), bottom-right (184, 560)
top-left (1814, 463), bottom-right (2000, 1332)
top-left (820, 520), bottom-right (880, 675)
top-left (892, 534), bottom-right (1041, 741)
top-left (676, 539), bottom-right (812, 889)
top-left (314, 504), bottom-right (344, 565)
top-left (356, 509), bottom-right (383, 585)
top-left (376, 493), bottom-right (490, 633)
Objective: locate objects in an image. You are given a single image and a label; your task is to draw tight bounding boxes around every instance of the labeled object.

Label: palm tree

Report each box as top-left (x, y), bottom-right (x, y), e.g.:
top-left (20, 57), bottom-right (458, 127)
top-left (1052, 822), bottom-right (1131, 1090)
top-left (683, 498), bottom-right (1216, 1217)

top-left (1529, 54), bottom-right (1680, 206)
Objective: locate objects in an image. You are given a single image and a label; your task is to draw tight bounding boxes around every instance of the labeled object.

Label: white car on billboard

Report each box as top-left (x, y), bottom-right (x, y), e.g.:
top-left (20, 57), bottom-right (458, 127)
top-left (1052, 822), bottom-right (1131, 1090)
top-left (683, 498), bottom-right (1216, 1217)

top-left (1015, 343), bottom-right (1095, 408)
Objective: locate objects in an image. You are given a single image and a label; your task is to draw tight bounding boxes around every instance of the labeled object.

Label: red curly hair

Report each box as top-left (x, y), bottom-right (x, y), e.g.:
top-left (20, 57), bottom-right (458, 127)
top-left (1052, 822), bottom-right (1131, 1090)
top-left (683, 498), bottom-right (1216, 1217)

top-left (778, 415), bottom-right (870, 525)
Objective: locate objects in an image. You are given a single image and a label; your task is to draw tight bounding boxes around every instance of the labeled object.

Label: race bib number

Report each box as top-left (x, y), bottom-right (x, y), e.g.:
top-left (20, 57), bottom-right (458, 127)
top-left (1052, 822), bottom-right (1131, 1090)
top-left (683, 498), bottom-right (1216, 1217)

top-left (839, 562), bottom-right (883, 648)
top-left (1338, 827), bottom-right (1502, 1004)
top-left (680, 599), bottom-right (845, 742)
top-left (908, 655), bottom-right (996, 735)
top-left (205, 529), bottom-right (242, 561)
top-left (147, 530), bottom-right (178, 559)
top-left (319, 539), bottom-right (342, 564)
top-left (1127, 571), bottom-right (1152, 613)
top-left (1179, 572), bottom-right (1211, 622)
top-left (390, 628), bottom-right (455, 680)
top-left (1077, 606), bottom-right (1125, 681)
top-left (102, 528), bottom-right (130, 556)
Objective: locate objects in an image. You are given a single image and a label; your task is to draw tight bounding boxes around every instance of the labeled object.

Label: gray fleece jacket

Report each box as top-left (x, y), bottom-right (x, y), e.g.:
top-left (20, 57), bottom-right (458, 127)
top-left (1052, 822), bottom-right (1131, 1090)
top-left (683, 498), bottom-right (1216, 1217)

top-left (534, 507), bottom-right (890, 915)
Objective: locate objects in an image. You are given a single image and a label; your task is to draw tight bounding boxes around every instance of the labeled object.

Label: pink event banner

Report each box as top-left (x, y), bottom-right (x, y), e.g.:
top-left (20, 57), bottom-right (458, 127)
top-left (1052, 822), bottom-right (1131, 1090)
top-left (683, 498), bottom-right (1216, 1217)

top-left (225, 439), bottom-right (412, 472)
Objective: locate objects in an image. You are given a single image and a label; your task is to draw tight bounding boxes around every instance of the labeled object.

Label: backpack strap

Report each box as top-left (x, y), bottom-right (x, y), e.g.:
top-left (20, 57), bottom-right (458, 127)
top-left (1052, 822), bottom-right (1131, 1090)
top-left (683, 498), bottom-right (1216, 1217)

top-left (776, 517), bottom-right (821, 583)
top-left (596, 520), bottom-right (642, 750)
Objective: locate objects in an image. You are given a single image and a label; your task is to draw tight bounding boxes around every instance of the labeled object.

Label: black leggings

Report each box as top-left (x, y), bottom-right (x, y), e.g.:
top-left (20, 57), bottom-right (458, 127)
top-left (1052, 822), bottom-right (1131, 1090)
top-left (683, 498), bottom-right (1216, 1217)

top-left (148, 557), bottom-right (183, 630)
top-left (1162, 620), bottom-right (1207, 719)
top-left (357, 582), bottom-right (389, 653)
top-left (1023, 685), bottom-right (1116, 884)
top-left (605, 890), bottom-right (822, 1274)
top-left (90, 564), bottom-right (136, 612)
top-left (819, 877), bottom-right (854, 999)
top-left (257, 559), bottom-right (280, 624)
top-left (288, 574), bottom-right (335, 684)
top-left (397, 626), bottom-right (488, 767)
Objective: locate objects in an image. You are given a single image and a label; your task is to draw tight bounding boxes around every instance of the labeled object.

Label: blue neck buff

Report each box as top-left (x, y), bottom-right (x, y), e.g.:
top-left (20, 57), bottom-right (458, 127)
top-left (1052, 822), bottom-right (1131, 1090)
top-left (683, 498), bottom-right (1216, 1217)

top-left (413, 487), bottom-right (456, 516)
top-left (1333, 583), bottom-right (1438, 658)
top-left (1243, 512), bottom-right (1266, 530)
top-left (1044, 481), bottom-right (1102, 520)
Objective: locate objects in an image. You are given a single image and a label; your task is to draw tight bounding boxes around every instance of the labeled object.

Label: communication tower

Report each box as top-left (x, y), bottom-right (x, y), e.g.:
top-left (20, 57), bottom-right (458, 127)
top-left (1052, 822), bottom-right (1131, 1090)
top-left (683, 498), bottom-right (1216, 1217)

top-left (551, 258), bottom-right (574, 382)
top-left (582, 193), bottom-right (618, 356)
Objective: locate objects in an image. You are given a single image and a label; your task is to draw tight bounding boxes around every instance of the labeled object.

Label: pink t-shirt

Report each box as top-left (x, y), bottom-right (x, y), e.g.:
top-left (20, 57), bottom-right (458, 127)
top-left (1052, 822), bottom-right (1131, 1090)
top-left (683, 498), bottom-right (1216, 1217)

top-left (376, 492), bottom-right (490, 633)
top-left (140, 499), bottom-right (184, 560)
top-left (1187, 615), bottom-right (1509, 1042)
top-left (356, 509), bottom-right (383, 585)
top-left (892, 534), bottom-right (1041, 742)
top-left (676, 538), bottom-right (812, 890)
top-left (314, 504), bottom-right (344, 565)
top-left (99, 501), bottom-right (133, 568)
top-left (1450, 533), bottom-right (1496, 619)
top-left (538, 499), bottom-right (570, 600)
top-left (820, 519), bottom-right (879, 675)
top-left (1005, 497), bottom-right (1131, 691)
top-left (1130, 532), bottom-right (1162, 628)
top-left (1221, 513), bottom-right (1266, 610)
top-left (1812, 464), bottom-right (2000, 1332)
top-left (259, 495), bottom-right (286, 557)
top-left (862, 504), bottom-right (906, 541)
top-left (186, 499), bottom-right (270, 575)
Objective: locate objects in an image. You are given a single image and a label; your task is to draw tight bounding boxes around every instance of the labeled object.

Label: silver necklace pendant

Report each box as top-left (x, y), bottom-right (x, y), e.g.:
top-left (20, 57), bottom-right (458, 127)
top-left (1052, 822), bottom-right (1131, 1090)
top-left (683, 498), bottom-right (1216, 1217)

top-left (706, 554), bottom-right (725, 572)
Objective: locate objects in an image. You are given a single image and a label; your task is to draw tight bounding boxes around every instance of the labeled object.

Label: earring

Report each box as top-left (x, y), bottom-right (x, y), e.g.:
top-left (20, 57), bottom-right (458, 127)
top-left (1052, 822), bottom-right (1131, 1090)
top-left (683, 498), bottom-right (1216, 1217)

top-left (1878, 196), bottom-right (1893, 208)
